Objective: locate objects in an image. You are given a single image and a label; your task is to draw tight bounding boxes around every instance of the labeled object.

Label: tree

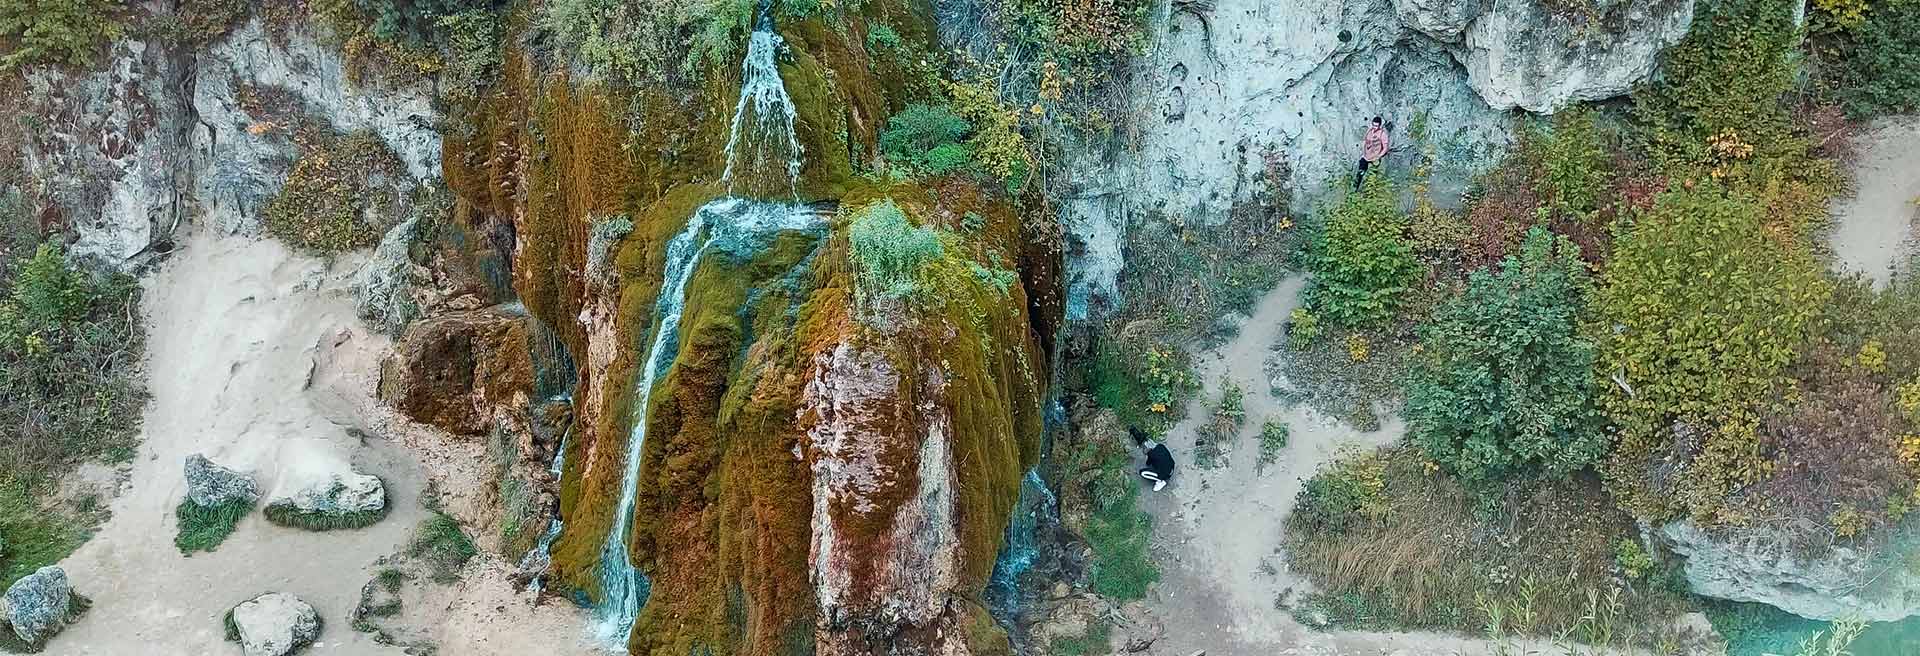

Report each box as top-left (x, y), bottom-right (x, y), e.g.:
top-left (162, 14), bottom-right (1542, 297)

top-left (1405, 228), bottom-right (1606, 486)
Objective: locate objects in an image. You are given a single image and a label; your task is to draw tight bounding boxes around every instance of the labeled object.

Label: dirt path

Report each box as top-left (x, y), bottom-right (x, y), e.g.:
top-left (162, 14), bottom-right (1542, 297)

top-left (51, 230), bottom-right (595, 655)
top-left (1829, 115), bottom-right (1920, 286)
top-left (1132, 278), bottom-right (1564, 655)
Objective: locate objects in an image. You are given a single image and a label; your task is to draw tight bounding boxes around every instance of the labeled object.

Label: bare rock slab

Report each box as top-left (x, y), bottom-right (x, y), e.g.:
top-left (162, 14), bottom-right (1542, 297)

top-left (229, 592), bottom-right (320, 656)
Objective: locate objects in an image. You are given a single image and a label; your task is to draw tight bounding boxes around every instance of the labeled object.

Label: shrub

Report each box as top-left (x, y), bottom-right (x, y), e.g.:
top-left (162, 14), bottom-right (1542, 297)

top-left (1596, 186), bottom-right (1830, 521)
top-left (1819, 0), bottom-right (1920, 117)
top-left (1529, 108), bottom-right (1613, 221)
top-left (864, 24), bottom-right (902, 52)
top-left (1404, 228), bottom-right (1606, 487)
top-left (946, 77), bottom-right (1030, 187)
top-left (1086, 338), bottom-right (1198, 435)
top-left (0, 0), bottom-right (123, 70)
top-left (846, 199), bottom-right (944, 300)
top-left (0, 241), bottom-right (145, 489)
top-left (1612, 538), bottom-right (1653, 580)
top-left (1304, 175), bottom-right (1423, 328)
top-left (1257, 419), bottom-right (1289, 470)
top-left (1292, 449), bottom-right (1389, 533)
top-left (1196, 380), bottom-right (1246, 469)
top-left (879, 104), bottom-right (975, 177)
top-left (175, 499), bottom-right (251, 555)
top-left (263, 130), bottom-right (410, 253)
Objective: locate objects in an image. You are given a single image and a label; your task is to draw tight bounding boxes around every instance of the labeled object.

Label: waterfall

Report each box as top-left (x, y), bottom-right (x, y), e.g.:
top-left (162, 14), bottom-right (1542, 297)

top-left (589, 198), bottom-right (822, 648)
top-left (720, 19), bottom-right (803, 199)
top-left (986, 468), bottom-right (1060, 628)
top-left (586, 7), bottom-right (819, 647)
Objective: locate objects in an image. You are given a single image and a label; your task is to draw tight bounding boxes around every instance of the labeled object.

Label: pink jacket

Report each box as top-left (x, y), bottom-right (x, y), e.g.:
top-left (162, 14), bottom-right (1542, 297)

top-left (1362, 125), bottom-right (1390, 162)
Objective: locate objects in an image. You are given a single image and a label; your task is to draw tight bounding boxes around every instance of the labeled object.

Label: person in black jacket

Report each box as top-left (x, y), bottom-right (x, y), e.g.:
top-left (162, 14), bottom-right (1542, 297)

top-left (1129, 427), bottom-right (1176, 491)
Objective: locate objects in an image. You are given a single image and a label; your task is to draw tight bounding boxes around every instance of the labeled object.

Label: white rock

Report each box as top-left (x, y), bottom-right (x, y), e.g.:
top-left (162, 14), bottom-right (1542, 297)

top-left (230, 592), bottom-right (320, 656)
top-left (1664, 520), bottom-right (1920, 621)
top-left (1449, 0), bottom-right (1697, 112)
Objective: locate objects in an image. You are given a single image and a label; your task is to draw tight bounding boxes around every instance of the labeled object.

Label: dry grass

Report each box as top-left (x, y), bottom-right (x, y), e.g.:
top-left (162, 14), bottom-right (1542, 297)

top-left (1287, 447), bottom-right (1701, 647)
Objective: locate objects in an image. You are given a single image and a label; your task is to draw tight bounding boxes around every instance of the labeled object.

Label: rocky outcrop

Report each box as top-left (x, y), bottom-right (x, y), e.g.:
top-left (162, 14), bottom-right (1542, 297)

top-left (379, 308), bottom-right (535, 436)
top-left (1663, 520), bottom-right (1920, 621)
top-left (184, 453), bottom-right (259, 508)
top-left (191, 17), bottom-right (440, 236)
top-left (228, 592), bottom-right (320, 656)
top-left (2, 567), bottom-right (74, 646)
top-left (1043, 0), bottom-right (1695, 320)
top-left (1400, 0), bottom-right (1697, 112)
top-left (14, 39), bottom-right (193, 270)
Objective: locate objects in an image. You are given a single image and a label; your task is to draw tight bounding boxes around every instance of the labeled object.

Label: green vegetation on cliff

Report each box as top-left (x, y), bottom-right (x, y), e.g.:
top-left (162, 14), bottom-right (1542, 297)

top-left (0, 0), bottom-right (122, 69)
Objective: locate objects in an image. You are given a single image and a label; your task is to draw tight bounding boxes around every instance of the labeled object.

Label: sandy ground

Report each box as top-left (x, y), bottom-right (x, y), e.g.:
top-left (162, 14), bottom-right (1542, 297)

top-left (1829, 116), bottom-right (1920, 286)
top-left (48, 229), bottom-right (597, 655)
top-left (1131, 277), bottom-right (1576, 656)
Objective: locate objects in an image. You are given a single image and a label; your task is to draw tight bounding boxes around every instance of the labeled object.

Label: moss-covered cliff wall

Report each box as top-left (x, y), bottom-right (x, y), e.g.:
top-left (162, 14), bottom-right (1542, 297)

top-left (439, 3), bottom-right (1059, 654)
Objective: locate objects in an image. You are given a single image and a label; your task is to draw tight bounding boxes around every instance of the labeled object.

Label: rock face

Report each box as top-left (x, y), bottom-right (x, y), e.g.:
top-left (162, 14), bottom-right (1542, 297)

top-left (192, 18), bottom-right (440, 237)
top-left (352, 217), bottom-right (426, 335)
top-left (229, 592), bottom-right (320, 656)
top-left (1663, 520), bottom-right (1920, 621)
top-left (1404, 0), bottom-right (1698, 112)
top-left (1042, 0), bottom-right (1695, 320)
top-left (3, 567), bottom-right (72, 645)
top-left (184, 453), bottom-right (259, 508)
top-left (379, 308), bottom-right (535, 436)
top-left (14, 40), bottom-right (193, 270)
top-left (274, 469), bottom-right (387, 517)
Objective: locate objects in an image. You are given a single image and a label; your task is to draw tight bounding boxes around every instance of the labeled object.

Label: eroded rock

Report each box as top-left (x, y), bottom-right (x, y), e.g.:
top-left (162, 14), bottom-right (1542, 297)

top-left (2, 567), bottom-right (72, 646)
top-left (184, 453), bottom-right (259, 508)
top-left (267, 466), bottom-right (388, 529)
top-left (229, 592), bottom-right (320, 656)
top-left (378, 308), bottom-right (534, 436)
top-left (1444, 0), bottom-right (1696, 112)
top-left (1663, 520), bottom-right (1920, 621)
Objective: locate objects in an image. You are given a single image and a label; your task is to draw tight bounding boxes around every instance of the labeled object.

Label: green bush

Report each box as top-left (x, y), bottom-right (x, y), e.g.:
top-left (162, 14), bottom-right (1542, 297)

top-left (0, 0), bottom-right (122, 70)
top-left (1304, 175), bottom-right (1423, 328)
top-left (864, 24), bottom-right (902, 52)
top-left (1595, 186), bottom-right (1829, 521)
top-left (879, 104), bottom-right (976, 176)
top-left (847, 199), bottom-right (944, 300)
top-left (1404, 228), bottom-right (1606, 487)
top-left (1634, 0), bottom-right (1801, 173)
top-left (1820, 0), bottom-right (1920, 117)
top-left (175, 499), bottom-right (251, 555)
top-left (348, 0), bottom-right (501, 48)
top-left (1257, 419), bottom-right (1289, 470)
top-left (1528, 108), bottom-right (1613, 221)
top-left (0, 241), bottom-right (145, 489)
top-left (1292, 450), bottom-right (1388, 534)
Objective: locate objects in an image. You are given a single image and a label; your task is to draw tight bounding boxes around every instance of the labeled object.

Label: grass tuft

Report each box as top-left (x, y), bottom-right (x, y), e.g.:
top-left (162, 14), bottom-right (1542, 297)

top-left (407, 513), bottom-right (476, 584)
top-left (174, 499), bottom-right (251, 555)
top-left (263, 499), bottom-right (390, 532)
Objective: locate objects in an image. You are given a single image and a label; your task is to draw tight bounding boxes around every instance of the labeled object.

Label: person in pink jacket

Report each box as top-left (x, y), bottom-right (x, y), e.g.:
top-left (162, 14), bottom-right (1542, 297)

top-left (1356, 116), bottom-right (1390, 190)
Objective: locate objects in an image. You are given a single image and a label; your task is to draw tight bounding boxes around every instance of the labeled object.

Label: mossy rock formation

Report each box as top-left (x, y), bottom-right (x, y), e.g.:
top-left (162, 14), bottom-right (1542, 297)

top-left (439, 3), bottom-right (1061, 654)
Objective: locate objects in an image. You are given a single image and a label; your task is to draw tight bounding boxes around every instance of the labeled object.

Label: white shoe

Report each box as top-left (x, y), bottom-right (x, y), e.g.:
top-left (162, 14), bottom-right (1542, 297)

top-left (1153, 479), bottom-right (1167, 491)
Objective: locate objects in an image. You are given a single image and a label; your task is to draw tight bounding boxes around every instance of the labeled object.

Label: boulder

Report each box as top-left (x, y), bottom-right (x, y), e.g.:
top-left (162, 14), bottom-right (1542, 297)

top-left (1663, 520), bottom-right (1920, 621)
top-left (379, 309), bottom-right (534, 436)
top-left (184, 453), bottom-right (259, 508)
top-left (283, 470), bottom-right (386, 515)
top-left (229, 592), bottom-right (320, 656)
top-left (3, 567), bottom-right (72, 645)
top-left (352, 217), bottom-right (426, 336)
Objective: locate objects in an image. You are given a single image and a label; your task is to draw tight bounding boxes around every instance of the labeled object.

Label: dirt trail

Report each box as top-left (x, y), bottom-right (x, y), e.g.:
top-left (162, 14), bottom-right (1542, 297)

top-left (1132, 278), bottom-right (1563, 655)
top-left (51, 230), bottom-right (595, 655)
top-left (1829, 116), bottom-right (1920, 286)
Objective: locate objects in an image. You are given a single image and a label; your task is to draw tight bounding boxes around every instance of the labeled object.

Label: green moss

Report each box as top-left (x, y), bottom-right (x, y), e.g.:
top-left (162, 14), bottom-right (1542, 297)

top-left (174, 498), bottom-right (251, 555)
top-left (0, 483), bottom-right (87, 589)
top-left (408, 512), bottom-right (477, 583)
top-left (263, 130), bottom-right (409, 253)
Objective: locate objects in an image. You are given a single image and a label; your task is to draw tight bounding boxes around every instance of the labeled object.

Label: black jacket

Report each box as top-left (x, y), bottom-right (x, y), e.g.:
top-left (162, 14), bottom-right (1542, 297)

top-left (1143, 443), bottom-right (1175, 479)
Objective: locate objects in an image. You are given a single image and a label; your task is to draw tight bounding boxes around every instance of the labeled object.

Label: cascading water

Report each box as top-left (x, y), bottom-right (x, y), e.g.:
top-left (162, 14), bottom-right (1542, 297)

top-left (986, 469), bottom-right (1060, 621)
top-left (587, 8), bottom-right (817, 647)
top-left (720, 12), bottom-right (803, 200)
